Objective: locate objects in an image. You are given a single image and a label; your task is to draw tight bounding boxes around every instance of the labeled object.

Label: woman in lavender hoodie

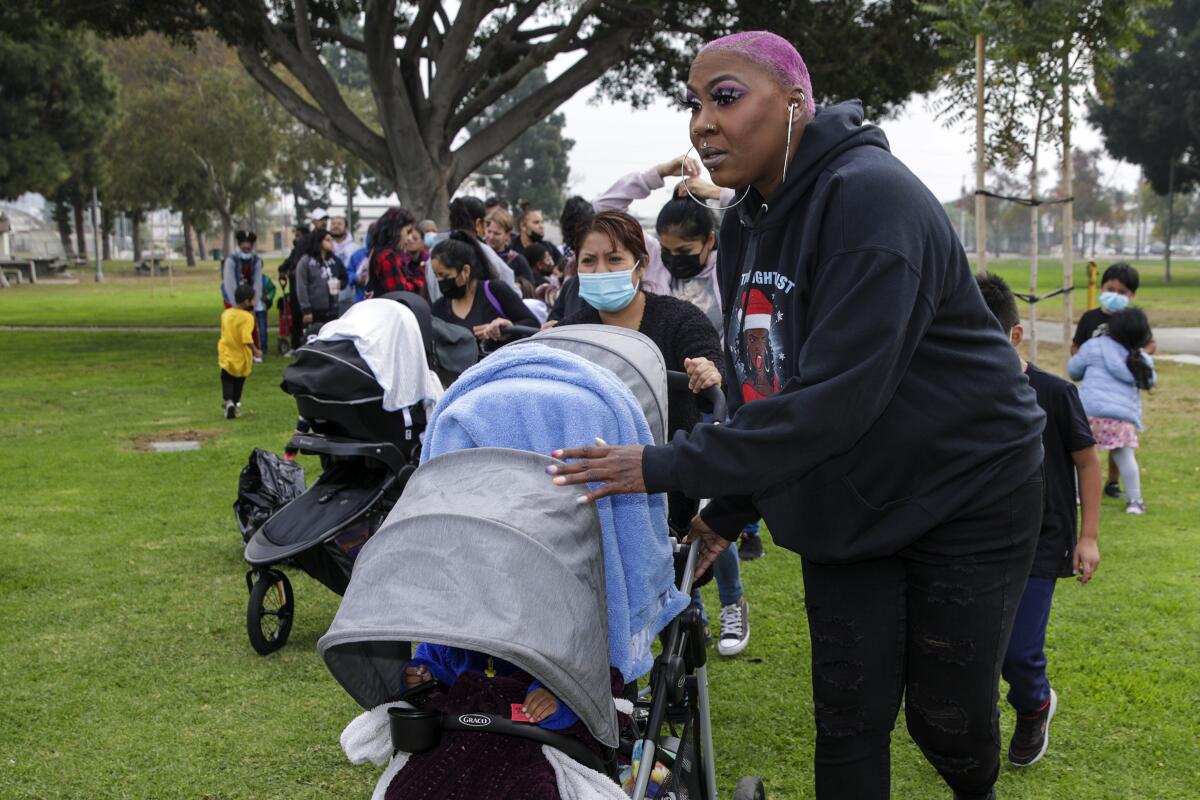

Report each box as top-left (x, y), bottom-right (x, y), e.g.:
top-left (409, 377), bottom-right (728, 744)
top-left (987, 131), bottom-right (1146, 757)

top-left (593, 156), bottom-right (738, 333)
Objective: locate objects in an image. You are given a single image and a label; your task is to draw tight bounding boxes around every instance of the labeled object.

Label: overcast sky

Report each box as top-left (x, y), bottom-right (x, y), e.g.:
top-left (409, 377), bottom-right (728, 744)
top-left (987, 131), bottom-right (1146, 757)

top-left (557, 86), bottom-right (1142, 221)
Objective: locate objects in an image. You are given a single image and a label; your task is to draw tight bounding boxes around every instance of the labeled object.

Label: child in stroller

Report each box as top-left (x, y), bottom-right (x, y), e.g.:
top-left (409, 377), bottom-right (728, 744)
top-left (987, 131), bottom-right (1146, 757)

top-left (320, 328), bottom-right (764, 800)
top-left (404, 647), bottom-right (576, 728)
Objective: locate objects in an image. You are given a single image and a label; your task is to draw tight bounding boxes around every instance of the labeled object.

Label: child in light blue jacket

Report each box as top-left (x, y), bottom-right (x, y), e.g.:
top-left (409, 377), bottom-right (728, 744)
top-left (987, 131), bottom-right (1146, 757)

top-left (1068, 307), bottom-right (1156, 514)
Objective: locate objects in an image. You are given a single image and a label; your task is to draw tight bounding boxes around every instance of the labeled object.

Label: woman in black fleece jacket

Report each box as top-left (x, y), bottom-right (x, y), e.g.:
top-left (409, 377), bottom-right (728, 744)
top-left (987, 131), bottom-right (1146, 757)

top-left (549, 32), bottom-right (1045, 800)
top-left (559, 210), bottom-right (724, 531)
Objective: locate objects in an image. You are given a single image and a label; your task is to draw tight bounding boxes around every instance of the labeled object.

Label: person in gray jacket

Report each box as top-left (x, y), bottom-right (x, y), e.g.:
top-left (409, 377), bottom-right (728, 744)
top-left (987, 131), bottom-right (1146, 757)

top-left (222, 231), bottom-right (265, 357)
top-left (295, 228), bottom-right (344, 332)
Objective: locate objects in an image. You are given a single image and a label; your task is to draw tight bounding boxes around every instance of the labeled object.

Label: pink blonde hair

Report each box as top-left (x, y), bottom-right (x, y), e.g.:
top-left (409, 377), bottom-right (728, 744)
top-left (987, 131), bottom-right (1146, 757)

top-left (699, 31), bottom-right (815, 117)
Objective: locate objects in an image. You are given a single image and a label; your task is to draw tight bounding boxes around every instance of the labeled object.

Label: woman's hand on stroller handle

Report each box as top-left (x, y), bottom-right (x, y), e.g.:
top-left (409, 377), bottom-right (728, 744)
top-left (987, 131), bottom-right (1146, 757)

top-left (685, 515), bottom-right (730, 580)
top-left (548, 438), bottom-right (647, 504)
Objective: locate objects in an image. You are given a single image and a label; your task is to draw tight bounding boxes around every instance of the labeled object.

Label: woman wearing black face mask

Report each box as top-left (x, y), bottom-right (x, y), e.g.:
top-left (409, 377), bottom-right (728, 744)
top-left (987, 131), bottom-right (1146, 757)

top-left (430, 230), bottom-right (538, 344)
top-left (593, 155), bottom-right (733, 333)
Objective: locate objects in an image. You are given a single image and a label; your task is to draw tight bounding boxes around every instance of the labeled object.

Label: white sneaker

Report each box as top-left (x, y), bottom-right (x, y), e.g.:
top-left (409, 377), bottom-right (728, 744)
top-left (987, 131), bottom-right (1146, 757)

top-left (1126, 500), bottom-right (1146, 515)
top-left (253, 355), bottom-right (263, 364)
top-left (717, 597), bottom-right (750, 657)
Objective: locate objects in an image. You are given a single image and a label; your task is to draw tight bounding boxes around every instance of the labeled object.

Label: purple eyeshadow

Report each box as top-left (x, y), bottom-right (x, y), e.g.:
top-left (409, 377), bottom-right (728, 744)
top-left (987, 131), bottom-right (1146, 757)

top-left (712, 82), bottom-right (748, 98)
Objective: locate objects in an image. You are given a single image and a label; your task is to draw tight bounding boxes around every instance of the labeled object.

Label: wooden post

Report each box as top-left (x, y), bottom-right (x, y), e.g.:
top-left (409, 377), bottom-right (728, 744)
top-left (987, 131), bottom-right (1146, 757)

top-left (975, 33), bottom-right (988, 275)
top-left (1061, 43), bottom-right (1074, 352)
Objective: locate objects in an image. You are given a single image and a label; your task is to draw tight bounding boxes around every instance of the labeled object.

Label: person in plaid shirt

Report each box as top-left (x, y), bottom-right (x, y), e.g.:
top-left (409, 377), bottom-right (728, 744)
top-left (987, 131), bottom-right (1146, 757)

top-left (367, 207), bottom-right (427, 297)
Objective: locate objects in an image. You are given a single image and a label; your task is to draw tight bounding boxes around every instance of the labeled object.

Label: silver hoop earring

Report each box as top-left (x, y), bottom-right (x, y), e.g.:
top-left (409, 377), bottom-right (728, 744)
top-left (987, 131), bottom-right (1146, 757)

top-left (680, 146), bottom-right (750, 211)
top-left (782, 104), bottom-right (796, 183)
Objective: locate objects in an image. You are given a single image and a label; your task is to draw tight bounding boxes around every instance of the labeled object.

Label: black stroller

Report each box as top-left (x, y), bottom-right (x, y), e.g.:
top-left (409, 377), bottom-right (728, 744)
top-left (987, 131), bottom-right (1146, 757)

top-left (241, 293), bottom-right (438, 655)
top-left (317, 326), bottom-right (765, 799)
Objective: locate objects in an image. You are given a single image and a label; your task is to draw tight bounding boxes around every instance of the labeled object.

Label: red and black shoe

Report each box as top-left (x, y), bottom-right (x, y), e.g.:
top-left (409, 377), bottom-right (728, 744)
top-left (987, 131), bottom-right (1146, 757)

top-left (1008, 689), bottom-right (1057, 767)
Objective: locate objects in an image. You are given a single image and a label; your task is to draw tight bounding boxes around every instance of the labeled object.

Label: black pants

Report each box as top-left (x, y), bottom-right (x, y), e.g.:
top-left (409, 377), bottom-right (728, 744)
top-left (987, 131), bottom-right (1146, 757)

top-left (289, 295), bottom-right (305, 350)
top-left (801, 472), bottom-right (1043, 800)
top-left (220, 369), bottom-right (246, 405)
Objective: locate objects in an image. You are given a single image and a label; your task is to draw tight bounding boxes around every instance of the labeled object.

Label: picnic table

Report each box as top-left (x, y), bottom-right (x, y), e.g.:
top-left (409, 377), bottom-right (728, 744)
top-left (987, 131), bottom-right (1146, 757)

top-left (0, 259), bottom-right (37, 285)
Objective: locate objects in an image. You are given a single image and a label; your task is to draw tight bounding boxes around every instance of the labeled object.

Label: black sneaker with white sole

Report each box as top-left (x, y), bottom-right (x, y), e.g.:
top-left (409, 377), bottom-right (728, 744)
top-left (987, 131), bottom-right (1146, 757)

top-left (224, 400), bottom-right (236, 420)
top-left (1103, 481), bottom-right (1122, 498)
top-left (1008, 688), bottom-right (1057, 767)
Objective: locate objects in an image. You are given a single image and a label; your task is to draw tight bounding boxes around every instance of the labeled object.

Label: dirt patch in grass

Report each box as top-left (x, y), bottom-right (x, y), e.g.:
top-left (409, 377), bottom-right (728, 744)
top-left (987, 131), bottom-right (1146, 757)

top-left (128, 428), bottom-right (223, 452)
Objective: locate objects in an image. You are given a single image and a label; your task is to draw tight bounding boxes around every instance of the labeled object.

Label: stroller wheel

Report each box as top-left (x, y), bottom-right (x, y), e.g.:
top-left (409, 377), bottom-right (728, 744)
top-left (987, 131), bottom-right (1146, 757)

top-left (733, 776), bottom-right (766, 800)
top-left (247, 569), bottom-right (294, 655)
top-left (277, 338), bottom-right (292, 356)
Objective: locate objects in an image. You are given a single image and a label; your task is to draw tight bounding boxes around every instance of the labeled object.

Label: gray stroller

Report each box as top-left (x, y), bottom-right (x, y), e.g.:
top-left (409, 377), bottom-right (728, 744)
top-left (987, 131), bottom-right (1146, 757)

top-left (317, 326), bottom-right (765, 799)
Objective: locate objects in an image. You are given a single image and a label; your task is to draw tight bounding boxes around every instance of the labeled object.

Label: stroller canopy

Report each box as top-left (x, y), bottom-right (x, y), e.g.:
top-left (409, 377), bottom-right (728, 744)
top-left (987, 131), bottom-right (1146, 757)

top-left (318, 448), bottom-right (619, 747)
top-left (283, 299), bottom-right (443, 413)
top-left (507, 324), bottom-right (668, 446)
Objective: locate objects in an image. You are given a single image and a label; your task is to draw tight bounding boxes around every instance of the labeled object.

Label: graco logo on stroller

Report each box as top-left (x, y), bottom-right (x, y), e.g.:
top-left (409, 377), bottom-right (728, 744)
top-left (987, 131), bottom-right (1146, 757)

top-left (458, 715), bottom-right (492, 728)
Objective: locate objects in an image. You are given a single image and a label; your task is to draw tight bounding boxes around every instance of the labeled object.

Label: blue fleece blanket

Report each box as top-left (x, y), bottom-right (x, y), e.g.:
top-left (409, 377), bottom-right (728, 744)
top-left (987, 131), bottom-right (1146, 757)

top-left (422, 343), bottom-right (688, 680)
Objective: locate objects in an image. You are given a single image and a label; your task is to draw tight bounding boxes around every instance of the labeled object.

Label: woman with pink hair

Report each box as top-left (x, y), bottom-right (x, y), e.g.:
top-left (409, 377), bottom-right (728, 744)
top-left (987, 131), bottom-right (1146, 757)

top-left (551, 30), bottom-right (1046, 800)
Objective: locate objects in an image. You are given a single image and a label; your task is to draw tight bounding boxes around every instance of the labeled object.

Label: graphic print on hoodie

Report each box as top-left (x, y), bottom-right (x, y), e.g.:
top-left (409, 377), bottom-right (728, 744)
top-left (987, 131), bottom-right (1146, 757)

top-left (732, 283), bottom-right (788, 402)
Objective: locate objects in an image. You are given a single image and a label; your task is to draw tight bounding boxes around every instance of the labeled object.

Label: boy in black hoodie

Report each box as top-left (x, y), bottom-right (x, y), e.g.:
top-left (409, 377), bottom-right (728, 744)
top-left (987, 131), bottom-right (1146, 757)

top-left (978, 273), bottom-right (1101, 769)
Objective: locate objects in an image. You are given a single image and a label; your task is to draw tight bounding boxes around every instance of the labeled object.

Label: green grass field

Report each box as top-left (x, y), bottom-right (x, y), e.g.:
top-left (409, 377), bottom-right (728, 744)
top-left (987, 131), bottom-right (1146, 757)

top-left (1, 276), bottom-right (1198, 798)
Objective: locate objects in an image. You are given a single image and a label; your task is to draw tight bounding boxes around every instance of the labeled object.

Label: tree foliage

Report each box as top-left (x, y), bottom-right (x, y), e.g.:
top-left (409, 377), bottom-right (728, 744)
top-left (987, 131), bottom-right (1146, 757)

top-left (0, 8), bottom-right (116, 199)
top-left (51, 0), bottom-right (951, 222)
top-left (1090, 0), bottom-right (1200, 196)
top-left (101, 33), bottom-right (281, 254)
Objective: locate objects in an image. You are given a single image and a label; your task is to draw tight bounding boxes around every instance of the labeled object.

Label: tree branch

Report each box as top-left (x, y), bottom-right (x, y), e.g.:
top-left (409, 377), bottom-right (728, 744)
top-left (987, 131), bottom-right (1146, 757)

top-left (402, 0), bottom-right (442, 63)
top-left (364, 0), bottom-right (437, 181)
top-left (236, 44), bottom-right (391, 177)
top-left (280, 21), bottom-right (366, 52)
top-left (449, 0), bottom-right (607, 135)
top-left (448, 0), bottom-right (544, 104)
top-left (450, 26), bottom-right (638, 186)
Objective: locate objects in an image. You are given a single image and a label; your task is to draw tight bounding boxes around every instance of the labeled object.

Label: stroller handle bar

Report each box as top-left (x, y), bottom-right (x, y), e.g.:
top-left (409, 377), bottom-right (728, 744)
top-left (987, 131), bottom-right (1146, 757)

top-left (502, 325), bottom-right (729, 422)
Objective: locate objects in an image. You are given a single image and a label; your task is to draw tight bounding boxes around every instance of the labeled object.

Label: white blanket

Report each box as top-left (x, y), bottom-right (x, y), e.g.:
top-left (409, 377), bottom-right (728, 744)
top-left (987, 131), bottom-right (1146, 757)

top-left (315, 299), bottom-right (444, 414)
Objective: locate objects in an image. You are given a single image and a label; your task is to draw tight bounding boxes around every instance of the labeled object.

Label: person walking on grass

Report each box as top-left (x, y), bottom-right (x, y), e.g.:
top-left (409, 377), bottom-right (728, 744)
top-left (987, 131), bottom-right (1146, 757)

top-left (1068, 306), bottom-right (1157, 515)
top-left (219, 285), bottom-right (261, 419)
top-left (547, 31), bottom-right (1046, 800)
top-left (978, 273), bottom-right (1102, 767)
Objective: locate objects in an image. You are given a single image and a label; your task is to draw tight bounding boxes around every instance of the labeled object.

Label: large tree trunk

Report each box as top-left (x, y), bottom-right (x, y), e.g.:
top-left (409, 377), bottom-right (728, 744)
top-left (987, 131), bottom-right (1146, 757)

top-left (73, 200), bottom-right (87, 260)
top-left (197, 230), bottom-right (207, 261)
top-left (131, 211), bottom-right (143, 263)
top-left (183, 213), bottom-right (197, 267)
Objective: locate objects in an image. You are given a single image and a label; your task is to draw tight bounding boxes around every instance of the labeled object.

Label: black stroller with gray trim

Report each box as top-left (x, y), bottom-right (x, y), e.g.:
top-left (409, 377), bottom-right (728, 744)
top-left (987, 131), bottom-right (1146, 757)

top-left (240, 293), bottom-right (438, 655)
top-left (317, 326), bottom-right (765, 799)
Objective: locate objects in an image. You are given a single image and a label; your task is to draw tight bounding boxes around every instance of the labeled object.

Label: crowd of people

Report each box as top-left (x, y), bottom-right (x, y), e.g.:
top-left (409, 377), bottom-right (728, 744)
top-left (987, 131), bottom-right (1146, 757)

top-left (212, 28), bottom-right (1164, 797)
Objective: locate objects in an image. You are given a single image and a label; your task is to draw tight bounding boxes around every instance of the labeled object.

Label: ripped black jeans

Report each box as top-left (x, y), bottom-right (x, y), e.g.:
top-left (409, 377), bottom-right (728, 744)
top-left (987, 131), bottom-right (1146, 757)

top-left (801, 473), bottom-right (1042, 799)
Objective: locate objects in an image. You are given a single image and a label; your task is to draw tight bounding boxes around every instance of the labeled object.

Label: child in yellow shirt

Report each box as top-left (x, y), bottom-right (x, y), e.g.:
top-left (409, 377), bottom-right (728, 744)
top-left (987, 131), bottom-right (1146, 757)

top-left (219, 285), bottom-right (263, 419)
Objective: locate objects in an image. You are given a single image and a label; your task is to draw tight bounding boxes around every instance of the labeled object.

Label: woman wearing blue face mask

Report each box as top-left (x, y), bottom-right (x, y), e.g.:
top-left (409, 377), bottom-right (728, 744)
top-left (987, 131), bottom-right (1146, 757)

top-left (559, 211), bottom-right (728, 520)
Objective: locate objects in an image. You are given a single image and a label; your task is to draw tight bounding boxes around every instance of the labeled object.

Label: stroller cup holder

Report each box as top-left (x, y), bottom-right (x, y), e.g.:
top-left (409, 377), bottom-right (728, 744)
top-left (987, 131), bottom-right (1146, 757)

top-left (389, 707), bottom-right (442, 754)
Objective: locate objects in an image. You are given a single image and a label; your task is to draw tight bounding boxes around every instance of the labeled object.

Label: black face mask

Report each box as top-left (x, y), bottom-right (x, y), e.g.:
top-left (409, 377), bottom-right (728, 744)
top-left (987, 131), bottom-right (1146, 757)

top-left (439, 276), bottom-right (467, 299)
top-left (528, 231), bottom-right (544, 243)
top-left (660, 250), bottom-right (705, 280)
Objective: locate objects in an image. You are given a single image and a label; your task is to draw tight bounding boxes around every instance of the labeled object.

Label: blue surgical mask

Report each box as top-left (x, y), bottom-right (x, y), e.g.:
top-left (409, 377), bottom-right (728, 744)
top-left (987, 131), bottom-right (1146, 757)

top-left (237, 250), bottom-right (254, 260)
top-left (423, 232), bottom-right (437, 247)
top-left (579, 265), bottom-right (640, 312)
top-left (1099, 291), bottom-right (1129, 313)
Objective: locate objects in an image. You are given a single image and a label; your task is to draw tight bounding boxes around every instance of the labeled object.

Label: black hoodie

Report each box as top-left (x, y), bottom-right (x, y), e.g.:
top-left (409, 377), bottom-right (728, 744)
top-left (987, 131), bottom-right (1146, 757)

top-left (641, 101), bottom-right (1045, 563)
